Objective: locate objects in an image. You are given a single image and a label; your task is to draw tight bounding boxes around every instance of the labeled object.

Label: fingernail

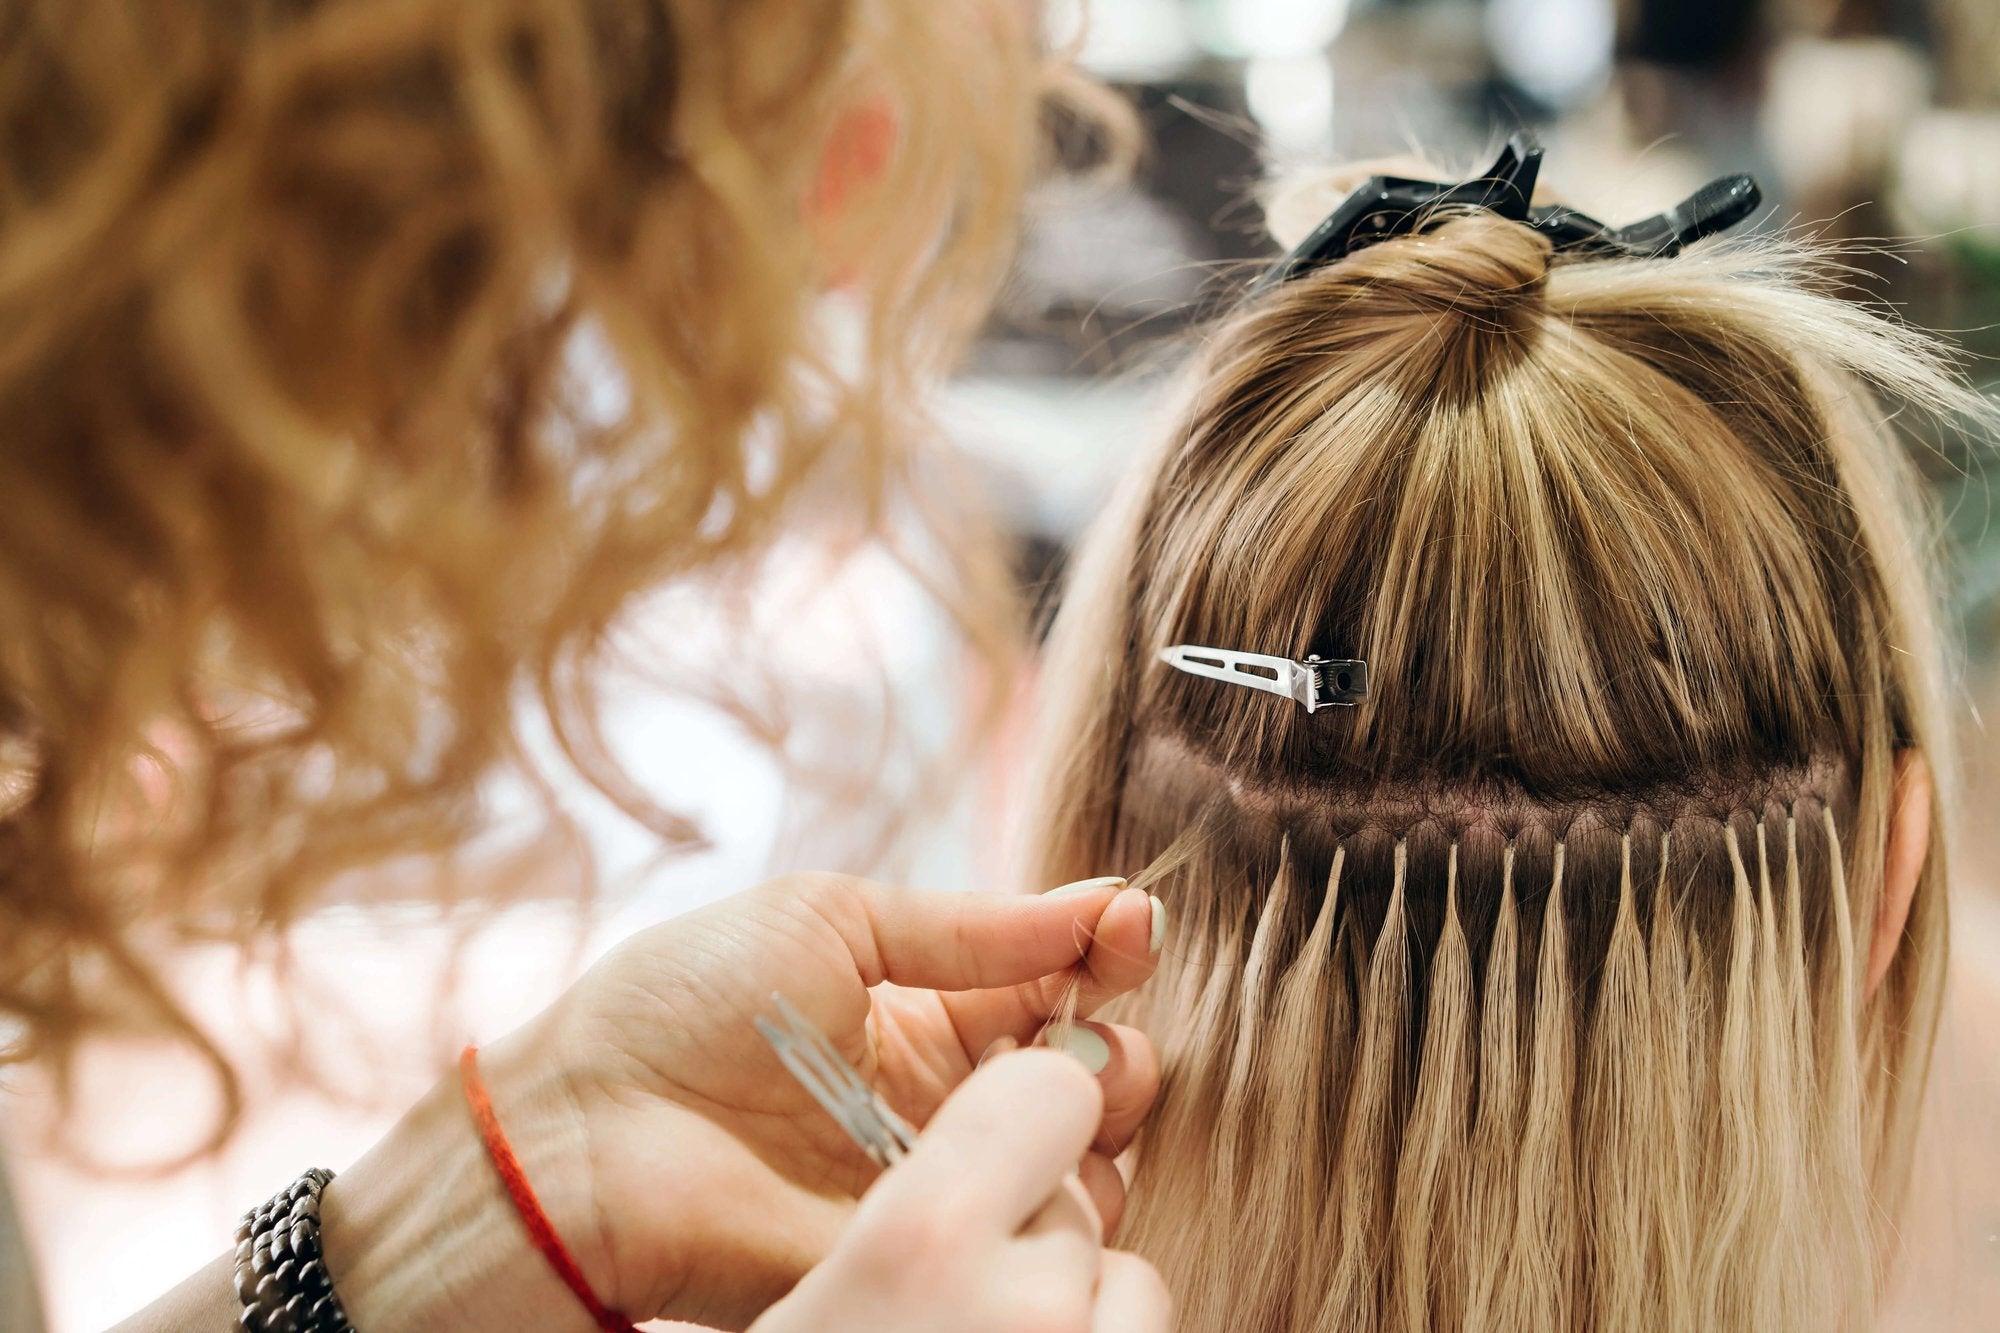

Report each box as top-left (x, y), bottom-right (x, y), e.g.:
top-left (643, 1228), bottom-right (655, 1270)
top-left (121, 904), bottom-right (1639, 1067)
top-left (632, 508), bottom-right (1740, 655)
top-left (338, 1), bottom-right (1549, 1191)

top-left (977, 1035), bottom-right (1019, 1068)
top-left (1044, 875), bottom-right (1126, 899)
top-left (1149, 894), bottom-right (1168, 954)
top-left (1046, 1023), bottom-right (1111, 1075)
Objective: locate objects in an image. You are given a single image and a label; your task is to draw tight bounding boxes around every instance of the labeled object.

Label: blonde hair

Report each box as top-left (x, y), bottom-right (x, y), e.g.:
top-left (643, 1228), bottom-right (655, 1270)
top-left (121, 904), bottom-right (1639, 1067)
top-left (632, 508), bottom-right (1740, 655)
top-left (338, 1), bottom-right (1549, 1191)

top-left (0, 0), bottom-right (1123, 1130)
top-left (1023, 201), bottom-right (1982, 1328)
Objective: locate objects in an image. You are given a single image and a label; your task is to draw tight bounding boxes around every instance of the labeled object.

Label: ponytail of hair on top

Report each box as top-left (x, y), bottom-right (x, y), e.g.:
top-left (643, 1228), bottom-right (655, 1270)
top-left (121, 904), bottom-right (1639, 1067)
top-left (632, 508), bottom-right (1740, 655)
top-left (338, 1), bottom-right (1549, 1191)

top-left (1017, 160), bottom-right (1991, 1329)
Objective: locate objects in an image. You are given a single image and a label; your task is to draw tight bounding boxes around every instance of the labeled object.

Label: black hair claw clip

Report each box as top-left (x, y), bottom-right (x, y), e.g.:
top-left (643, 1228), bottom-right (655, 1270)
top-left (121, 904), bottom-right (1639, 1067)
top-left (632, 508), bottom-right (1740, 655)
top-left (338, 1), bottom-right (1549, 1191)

top-left (1249, 132), bottom-right (1763, 296)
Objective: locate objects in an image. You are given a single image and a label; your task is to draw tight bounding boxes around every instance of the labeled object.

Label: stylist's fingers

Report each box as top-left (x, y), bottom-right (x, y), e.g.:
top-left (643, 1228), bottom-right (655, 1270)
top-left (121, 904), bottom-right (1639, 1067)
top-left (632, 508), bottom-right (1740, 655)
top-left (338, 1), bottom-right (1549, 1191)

top-left (944, 885), bottom-right (1164, 1056)
top-left (782, 872), bottom-right (1138, 995)
top-left (1076, 1150), bottom-right (1128, 1236)
top-left (990, 1175), bottom-right (1105, 1321)
top-left (1049, 1020), bottom-right (1160, 1157)
top-left (1062, 885), bottom-right (1165, 1015)
top-left (1093, 1251), bottom-right (1172, 1331)
top-left (866, 1048), bottom-right (1104, 1235)
top-left (1019, 1170), bottom-right (1101, 1245)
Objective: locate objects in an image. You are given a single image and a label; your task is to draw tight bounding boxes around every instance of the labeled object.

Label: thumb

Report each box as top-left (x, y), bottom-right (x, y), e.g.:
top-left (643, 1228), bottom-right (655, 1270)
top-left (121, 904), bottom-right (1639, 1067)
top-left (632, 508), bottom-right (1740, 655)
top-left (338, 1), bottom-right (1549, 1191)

top-left (786, 873), bottom-right (1129, 993)
top-left (863, 1048), bottom-right (1104, 1236)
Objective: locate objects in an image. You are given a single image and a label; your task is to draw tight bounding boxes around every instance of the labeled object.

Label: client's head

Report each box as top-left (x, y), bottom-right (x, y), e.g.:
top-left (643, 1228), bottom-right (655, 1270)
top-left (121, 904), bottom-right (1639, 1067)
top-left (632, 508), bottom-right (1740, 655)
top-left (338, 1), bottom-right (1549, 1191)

top-left (1022, 187), bottom-right (1978, 1330)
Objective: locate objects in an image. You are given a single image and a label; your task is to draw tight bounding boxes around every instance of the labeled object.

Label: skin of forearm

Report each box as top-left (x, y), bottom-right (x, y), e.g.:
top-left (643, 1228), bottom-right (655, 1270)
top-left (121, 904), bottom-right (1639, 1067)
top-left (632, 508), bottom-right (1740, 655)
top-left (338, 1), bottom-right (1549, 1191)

top-left (108, 1035), bottom-right (601, 1333)
top-left (107, 1252), bottom-right (236, 1333)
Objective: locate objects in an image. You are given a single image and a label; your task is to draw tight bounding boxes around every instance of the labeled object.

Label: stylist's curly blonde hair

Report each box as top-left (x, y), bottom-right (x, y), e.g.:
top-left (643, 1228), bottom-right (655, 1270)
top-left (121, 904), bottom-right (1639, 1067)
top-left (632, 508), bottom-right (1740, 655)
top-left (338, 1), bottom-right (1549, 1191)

top-left (0, 0), bottom-right (1118, 1131)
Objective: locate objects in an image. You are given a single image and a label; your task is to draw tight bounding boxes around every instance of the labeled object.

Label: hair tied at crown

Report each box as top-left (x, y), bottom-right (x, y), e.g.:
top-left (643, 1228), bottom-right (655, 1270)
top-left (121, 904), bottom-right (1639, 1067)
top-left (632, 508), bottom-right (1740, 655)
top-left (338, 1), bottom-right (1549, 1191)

top-left (1313, 211), bottom-right (1554, 323)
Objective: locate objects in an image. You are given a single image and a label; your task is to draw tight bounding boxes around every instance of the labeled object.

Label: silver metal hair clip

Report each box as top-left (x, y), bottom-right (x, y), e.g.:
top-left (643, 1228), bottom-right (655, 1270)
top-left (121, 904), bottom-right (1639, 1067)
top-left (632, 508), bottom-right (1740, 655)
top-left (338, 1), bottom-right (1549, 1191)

top-left (754, 991), bottom-right (918, 1168)
top-left (1159, 644), bottom-right (1369, 712)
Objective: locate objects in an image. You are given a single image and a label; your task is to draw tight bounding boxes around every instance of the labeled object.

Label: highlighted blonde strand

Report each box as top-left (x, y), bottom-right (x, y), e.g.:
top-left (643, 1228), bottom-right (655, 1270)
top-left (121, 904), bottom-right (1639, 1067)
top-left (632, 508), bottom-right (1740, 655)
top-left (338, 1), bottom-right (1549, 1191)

top-left (1392, 843), bottom-right (1474, 1330)
top-left (1819, 803), bottom-right (1877, 1314)
top-left (1699, 824), bottom-right (1766, 1323)
top-left (1319, 841), bottom-right (1412, 1327)
top-left (1585, 832), bottom-right (1655, 1330)
top-left (1646, 830), bottom-right (1696, 1333)
top-left (1271, 844), bottom-right (1349, 1318)
top-left (1496, 840), bottom-right (1576, 1330)
top-left (1463, 843), bottom-right (1522, 1333)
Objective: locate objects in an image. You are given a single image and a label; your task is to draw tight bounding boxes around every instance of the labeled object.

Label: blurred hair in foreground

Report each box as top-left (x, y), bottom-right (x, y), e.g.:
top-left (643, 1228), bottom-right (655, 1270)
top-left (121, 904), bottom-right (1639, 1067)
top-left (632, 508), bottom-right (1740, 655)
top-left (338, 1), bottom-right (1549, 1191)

top-left (1022, 168), bottom-right (1993, 1328)
top-left (0, 0), bottom-right (1126, 1145)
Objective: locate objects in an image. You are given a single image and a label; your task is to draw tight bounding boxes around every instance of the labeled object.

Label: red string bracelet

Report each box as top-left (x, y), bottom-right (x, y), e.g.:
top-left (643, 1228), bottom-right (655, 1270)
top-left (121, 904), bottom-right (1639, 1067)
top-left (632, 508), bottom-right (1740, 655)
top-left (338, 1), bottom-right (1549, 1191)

top-left (459, 1045), bottom-right (640, 1333)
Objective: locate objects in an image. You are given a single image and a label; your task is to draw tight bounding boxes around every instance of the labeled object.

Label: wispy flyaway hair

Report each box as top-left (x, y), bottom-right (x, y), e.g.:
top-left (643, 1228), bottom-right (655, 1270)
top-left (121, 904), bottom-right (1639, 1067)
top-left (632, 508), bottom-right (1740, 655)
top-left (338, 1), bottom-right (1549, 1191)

top-left (1021, 179), bottom-right (1986, 1329)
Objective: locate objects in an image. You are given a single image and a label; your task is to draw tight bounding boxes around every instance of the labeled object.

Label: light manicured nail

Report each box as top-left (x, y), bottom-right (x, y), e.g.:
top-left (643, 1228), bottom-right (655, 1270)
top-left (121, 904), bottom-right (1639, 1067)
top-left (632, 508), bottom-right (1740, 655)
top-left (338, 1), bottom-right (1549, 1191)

top-left (1044, 875), bottom-right (1126, 898)
top-left (1149, 894), bottom-right (1168, 954)
top-left (1047, 1024), bottom-right (1111, 1075)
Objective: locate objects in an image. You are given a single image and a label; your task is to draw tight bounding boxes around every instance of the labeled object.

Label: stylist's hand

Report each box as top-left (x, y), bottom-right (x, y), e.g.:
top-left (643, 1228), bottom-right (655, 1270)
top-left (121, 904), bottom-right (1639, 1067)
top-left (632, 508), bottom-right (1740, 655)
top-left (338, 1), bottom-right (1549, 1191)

top-left (533, 872), bottom-right (1162, 1327)
top-left (322, 872), bottom-right (1165, 1333)
top-left (750, 1047), bottom-right (1170, 1332)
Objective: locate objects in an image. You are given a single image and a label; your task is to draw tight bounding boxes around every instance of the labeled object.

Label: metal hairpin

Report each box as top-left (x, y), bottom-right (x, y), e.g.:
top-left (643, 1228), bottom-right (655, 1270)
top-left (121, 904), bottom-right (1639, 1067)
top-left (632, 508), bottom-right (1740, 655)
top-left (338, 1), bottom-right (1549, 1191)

top-left (1159, 645), bottom-right (1369, 712)
top-left (754, 991), bottom-right (918, 1168)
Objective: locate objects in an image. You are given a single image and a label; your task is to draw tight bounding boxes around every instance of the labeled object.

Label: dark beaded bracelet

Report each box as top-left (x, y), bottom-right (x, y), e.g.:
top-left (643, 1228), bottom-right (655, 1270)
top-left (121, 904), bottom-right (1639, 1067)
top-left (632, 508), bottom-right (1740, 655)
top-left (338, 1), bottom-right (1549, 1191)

top-left (233, 1168), bottom-right (356, 1333)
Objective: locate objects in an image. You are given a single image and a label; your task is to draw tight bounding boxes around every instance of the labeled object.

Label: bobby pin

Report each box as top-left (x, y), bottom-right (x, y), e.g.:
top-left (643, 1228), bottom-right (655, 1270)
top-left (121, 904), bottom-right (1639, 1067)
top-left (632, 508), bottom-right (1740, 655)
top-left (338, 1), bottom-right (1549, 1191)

top-left (754, 991), bottom-right (919, 1168)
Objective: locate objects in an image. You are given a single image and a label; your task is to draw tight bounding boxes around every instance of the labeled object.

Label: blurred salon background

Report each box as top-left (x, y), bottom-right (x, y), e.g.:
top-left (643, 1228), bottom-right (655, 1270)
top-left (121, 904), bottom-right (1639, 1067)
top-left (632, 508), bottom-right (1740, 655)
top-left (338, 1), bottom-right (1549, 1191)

top-left (8, 0), bottom-right (1999, 1328)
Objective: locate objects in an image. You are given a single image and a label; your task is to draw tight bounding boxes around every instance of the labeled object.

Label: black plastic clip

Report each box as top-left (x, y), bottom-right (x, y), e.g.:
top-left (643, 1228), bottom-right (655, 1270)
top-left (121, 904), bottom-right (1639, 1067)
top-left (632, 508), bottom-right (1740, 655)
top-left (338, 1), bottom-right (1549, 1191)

top-left (1249, 132), bottom-right (1763, 296)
